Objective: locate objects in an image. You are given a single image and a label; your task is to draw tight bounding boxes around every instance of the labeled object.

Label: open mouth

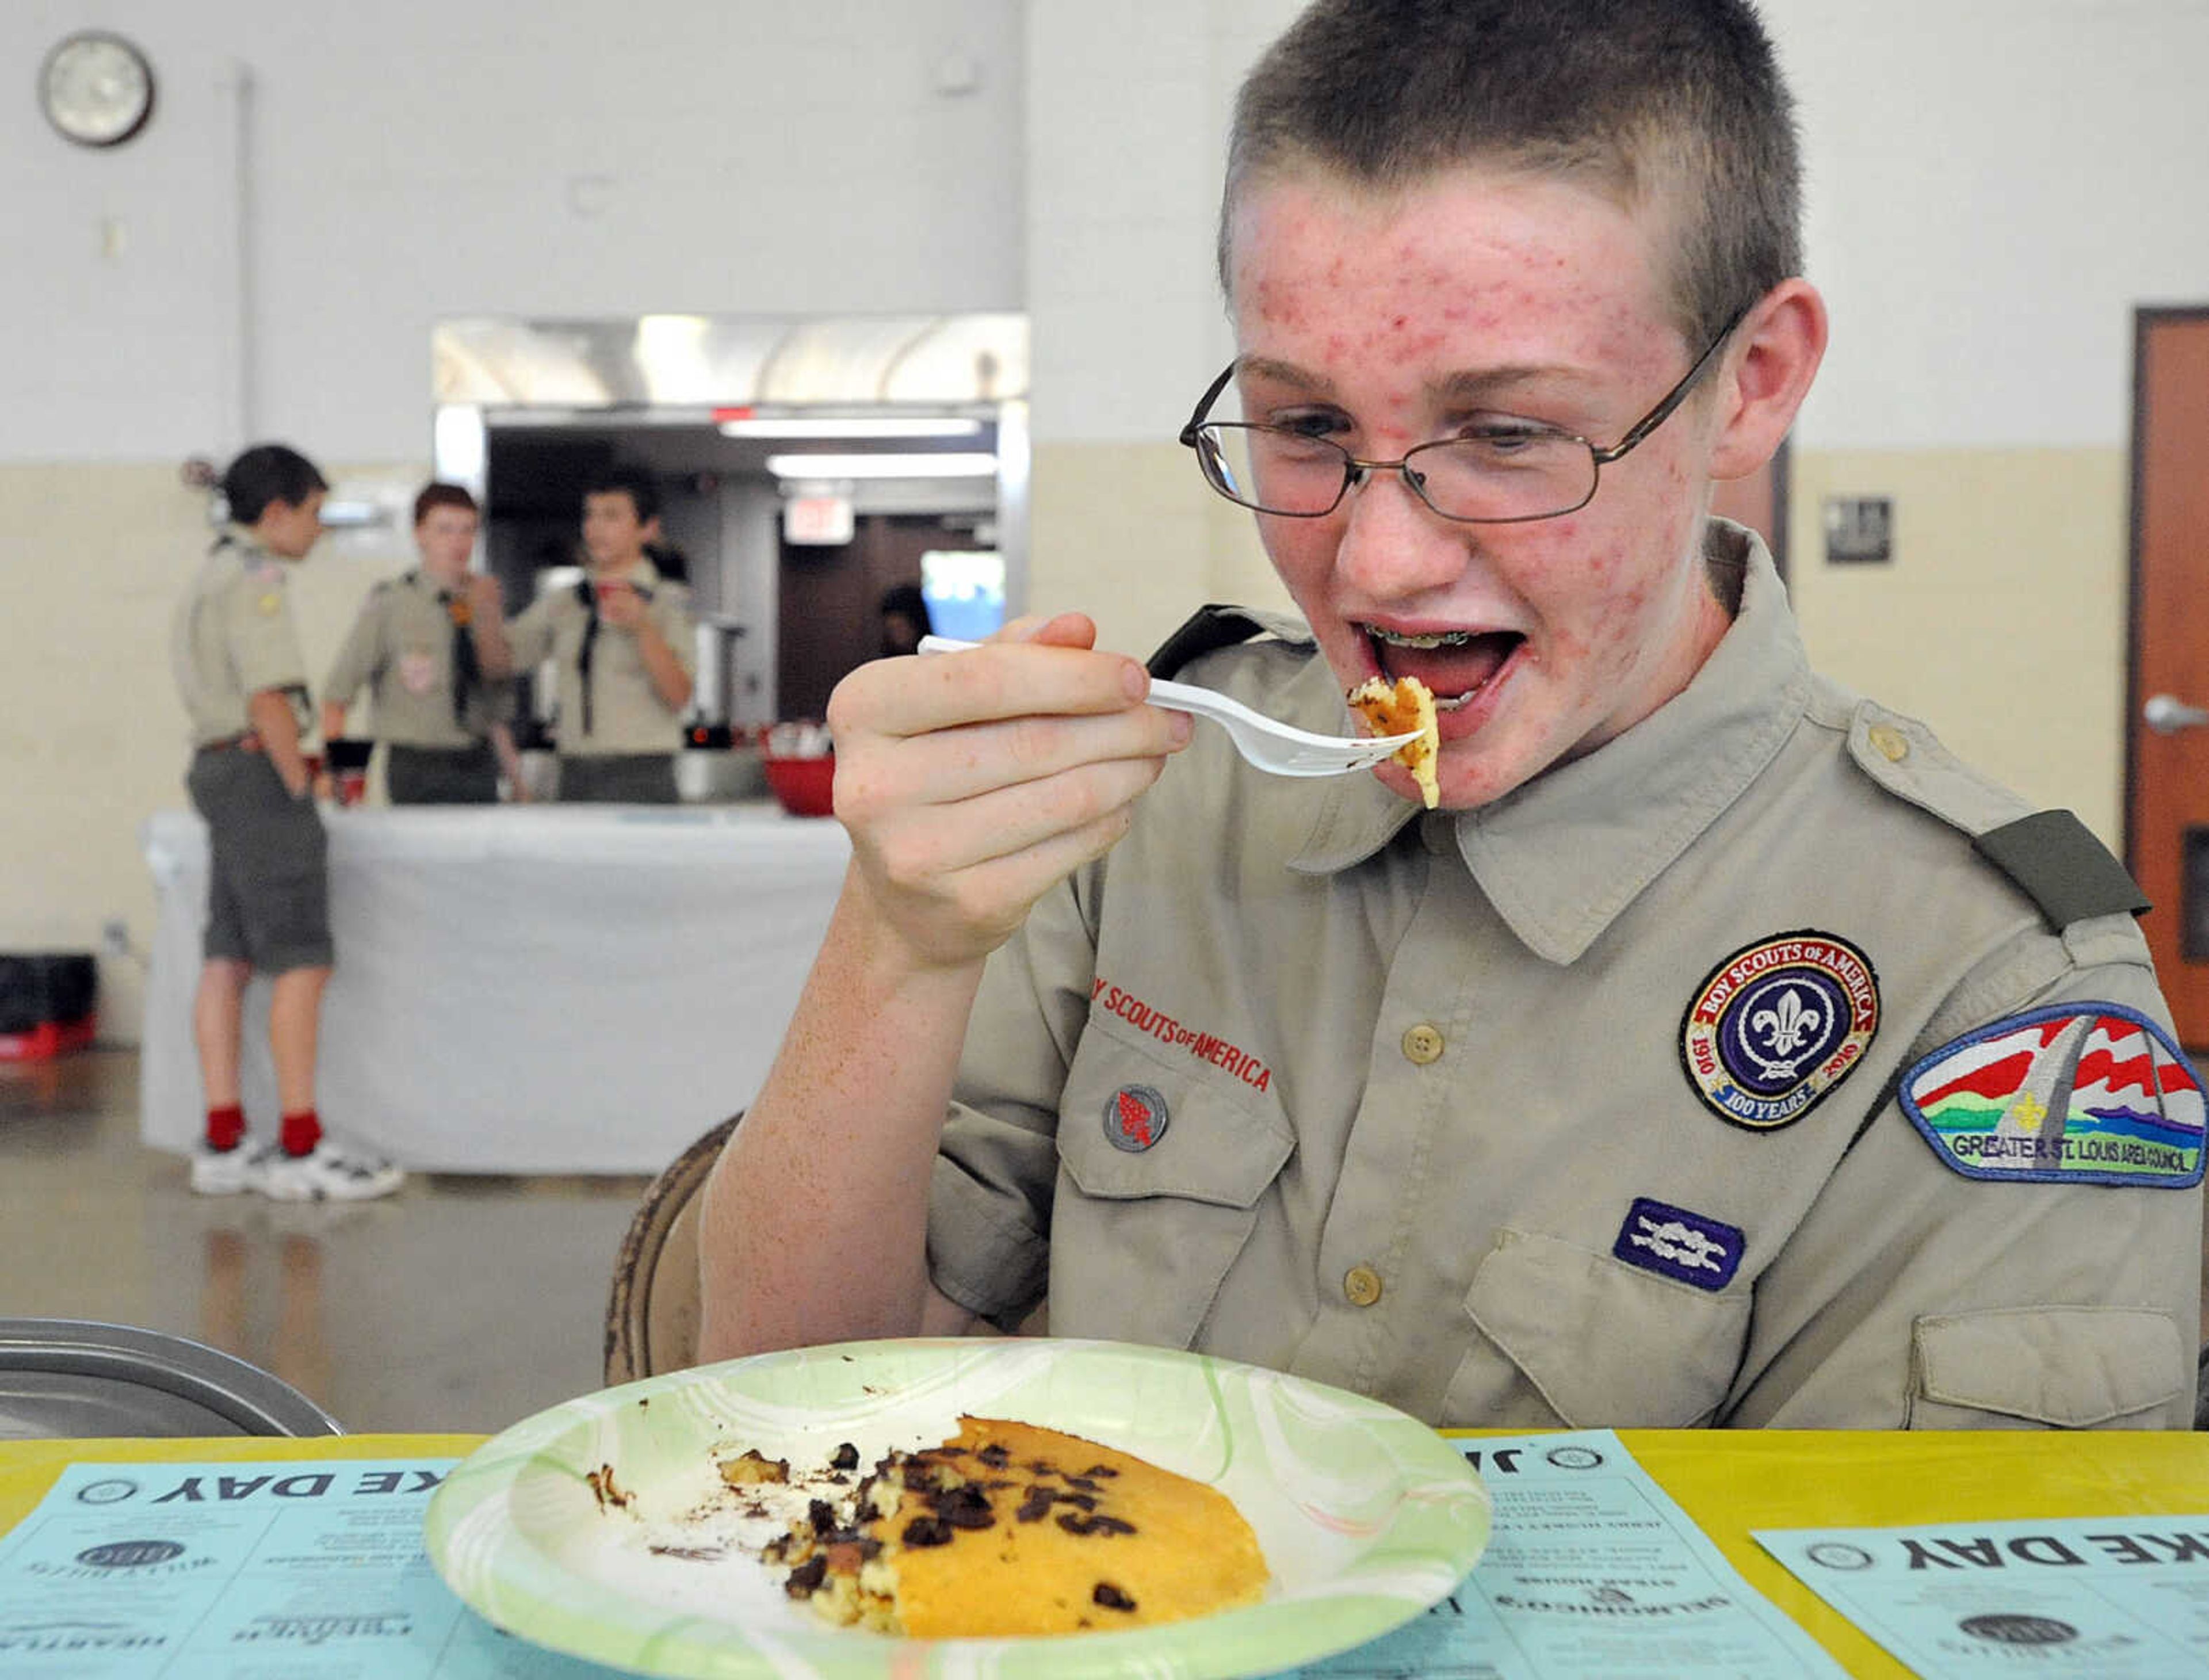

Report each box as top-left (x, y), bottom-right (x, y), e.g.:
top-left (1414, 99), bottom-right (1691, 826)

top-left (1363, 625), bottom-right (1524, 711)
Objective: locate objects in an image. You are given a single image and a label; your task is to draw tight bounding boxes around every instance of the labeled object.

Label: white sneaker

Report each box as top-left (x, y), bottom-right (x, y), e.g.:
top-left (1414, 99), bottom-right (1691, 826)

top-left (189, 1141), bottom-right (263, 1196)
top-left (257, 1140), bottom-right (406, 1202)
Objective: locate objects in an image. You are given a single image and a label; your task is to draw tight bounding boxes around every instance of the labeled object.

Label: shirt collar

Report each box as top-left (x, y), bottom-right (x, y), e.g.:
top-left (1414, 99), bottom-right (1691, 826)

top-left (219, 525), bottom-right (275, 563)
top-left (1289, 521), bottom-right (1810, 965)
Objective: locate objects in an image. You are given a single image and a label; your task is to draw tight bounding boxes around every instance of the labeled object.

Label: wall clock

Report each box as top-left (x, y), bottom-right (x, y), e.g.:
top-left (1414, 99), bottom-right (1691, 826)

top-left (40, 31), bottom-right (156, 148)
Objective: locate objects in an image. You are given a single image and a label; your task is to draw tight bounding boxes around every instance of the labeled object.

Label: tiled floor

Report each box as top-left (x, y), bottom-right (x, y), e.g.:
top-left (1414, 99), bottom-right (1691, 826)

top-left (0, 1048), bottom-right (652, 1435)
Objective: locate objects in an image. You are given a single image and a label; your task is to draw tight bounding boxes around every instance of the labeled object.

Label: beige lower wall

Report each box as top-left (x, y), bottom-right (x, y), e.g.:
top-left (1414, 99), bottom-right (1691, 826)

top-left (1031, 438), bottom-right (2134, 847)
top-left (1026, 441), bottom-right (1295, 654)
top-left (1784, 446), bottom-right (2128, 846)
top-left (0, 461), bottom-right (423, 1048)
top-left (3, 444), bottom-right (2129, 1047)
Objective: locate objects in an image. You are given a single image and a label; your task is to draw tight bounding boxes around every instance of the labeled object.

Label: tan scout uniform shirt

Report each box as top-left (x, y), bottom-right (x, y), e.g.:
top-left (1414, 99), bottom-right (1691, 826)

top-left (928, 523), bottom-right (2203, 1431)
top-left (503, 561), bottom-right (695, 756)
top-left (323, 570), bottom-right (510, 749)
top-left (170, 530), bottom-right (311, 744)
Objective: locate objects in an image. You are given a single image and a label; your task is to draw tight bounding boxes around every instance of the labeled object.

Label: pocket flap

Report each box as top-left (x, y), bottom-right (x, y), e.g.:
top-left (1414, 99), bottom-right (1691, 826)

top-left (1913, 1307), bottom-right (2187, 1426)
top-left (1467, 1229), bottom-right (1751, 1427)
top-left (1058, 1026), bottom-right (1291, 1209)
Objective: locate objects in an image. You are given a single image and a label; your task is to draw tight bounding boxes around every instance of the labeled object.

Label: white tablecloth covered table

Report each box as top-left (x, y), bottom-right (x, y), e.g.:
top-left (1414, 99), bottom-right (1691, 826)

top-left (139, 804), bottom-right (849, 1173)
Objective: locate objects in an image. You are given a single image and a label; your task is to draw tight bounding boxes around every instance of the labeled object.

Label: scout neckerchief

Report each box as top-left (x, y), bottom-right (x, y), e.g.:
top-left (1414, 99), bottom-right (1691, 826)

top-left (416, 570), bottom-right (483, 729)
top-left (571, 569), bottom-right (653, 738)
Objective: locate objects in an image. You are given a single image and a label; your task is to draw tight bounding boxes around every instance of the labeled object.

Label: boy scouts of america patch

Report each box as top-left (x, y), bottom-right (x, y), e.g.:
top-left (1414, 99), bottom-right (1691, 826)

top-left (1104, 1085), bottom-right (1169, 1153)
top-left (1680, 932), bottom-right (1880, 1131)
top-left (1899, 1003), bottom-right (2206, 1188)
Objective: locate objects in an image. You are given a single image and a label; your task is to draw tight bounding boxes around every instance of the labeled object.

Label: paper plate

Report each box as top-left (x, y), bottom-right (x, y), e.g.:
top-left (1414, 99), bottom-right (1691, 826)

top-left (425, 1337), bottom-right (1489, 1679)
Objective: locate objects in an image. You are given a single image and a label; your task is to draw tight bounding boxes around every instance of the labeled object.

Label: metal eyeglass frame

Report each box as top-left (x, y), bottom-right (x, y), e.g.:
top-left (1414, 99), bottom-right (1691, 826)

top-left (1177, 303), bottom-right (1752, 525)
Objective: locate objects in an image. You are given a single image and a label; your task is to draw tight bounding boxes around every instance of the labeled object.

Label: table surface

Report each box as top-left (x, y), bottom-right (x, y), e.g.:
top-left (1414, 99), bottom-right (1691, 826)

top-left (3, 1429), bottom-right (2204, 1677)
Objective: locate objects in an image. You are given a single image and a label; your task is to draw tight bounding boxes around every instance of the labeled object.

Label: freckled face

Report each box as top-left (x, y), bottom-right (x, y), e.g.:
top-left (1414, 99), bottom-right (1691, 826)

top-left (1226, 167), bottom-right (1733, 810)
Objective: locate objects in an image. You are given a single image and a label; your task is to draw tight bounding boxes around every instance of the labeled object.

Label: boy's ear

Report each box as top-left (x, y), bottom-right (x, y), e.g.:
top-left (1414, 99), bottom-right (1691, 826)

top-left (1709, 278), bottom-right (1825, 483)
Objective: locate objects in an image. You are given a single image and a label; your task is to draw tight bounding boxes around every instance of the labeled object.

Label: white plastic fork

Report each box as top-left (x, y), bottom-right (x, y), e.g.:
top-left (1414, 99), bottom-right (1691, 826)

top-left (917, 635), bottom-right (1422, 778)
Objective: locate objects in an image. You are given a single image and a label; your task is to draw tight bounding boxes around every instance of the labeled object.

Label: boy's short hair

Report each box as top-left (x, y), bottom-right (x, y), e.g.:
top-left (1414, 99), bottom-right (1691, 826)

top-left (221, 444), bottom-right (329, 526)
top-left (413, 482), bottom-right (479, 525)
top-left (1222, 0), bottom-right (1801, 345)
top-left (583, 464), bottom-right (661, 525)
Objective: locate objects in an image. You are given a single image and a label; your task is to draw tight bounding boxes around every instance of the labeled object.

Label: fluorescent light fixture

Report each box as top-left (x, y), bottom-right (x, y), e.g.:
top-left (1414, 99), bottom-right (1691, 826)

top-left (766, 452), bottom-right (999, 480)
top-left (318, 500), bottom-right (392, 529)
top-left (720, 415), bottom-right (983, 439)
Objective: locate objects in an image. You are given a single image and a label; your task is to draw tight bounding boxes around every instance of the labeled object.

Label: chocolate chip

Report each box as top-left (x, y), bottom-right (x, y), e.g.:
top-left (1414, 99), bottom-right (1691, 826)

top-left (1080, 1465), bottom-right (1121, 1478)
top-left (807, 1498), bottom-right (837, 1537)
top-left (902, 1515), bottom-right (953, 1548)
top-left (1056, 1511), bottom-right (1136, 1537)
top-left (1093, 1582), bottom-right (1137, 1612)
top-left (976, 1443), bottom-right (1012, 1469)
top-left (932, 1483), bottom-right (996, 1530)
top-left (828, 1442), bottom-right (861, 1471)
top-left (1015, 1487), bottom-right (1057, 1523)
top-left (1064, 1475), bottom-right (1101, 1492)
top-left (783, 1555), bottom-right (827, 1597)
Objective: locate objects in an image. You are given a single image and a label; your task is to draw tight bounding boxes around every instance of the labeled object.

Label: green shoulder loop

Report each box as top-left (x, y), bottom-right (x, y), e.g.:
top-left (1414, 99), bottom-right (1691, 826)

top-left (1846, 699), bottom-right (2148, 930)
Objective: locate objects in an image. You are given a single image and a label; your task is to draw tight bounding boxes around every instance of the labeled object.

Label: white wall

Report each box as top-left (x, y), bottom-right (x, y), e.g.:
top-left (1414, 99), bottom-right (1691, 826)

top-left (3, 0), bottom-right (1025, 463)
top-left (1771, 0), bottom-right (2209, 448)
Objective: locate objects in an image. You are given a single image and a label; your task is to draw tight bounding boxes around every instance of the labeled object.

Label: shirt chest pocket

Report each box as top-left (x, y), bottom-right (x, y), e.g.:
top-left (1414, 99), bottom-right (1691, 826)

top-left (1441, 1230), bottom-right (1752, 1428)
top-left (1052, 1019), bottom-right (1292, 1353)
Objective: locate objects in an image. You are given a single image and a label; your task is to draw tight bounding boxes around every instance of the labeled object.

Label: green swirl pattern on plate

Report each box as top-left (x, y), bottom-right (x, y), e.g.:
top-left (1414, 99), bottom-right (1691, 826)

top-left (425, 1337), bottom-right (1490, 1679)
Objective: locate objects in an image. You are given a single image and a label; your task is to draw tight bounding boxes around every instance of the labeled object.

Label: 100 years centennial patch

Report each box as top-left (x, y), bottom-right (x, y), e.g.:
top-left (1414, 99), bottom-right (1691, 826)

top-left (1680, 932), bottom-right (1880, 1131)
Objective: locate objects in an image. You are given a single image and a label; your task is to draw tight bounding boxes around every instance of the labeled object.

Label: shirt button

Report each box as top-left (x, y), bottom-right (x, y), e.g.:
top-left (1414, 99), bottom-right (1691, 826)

top-left (1402, 1024), bottom-right (1445, 1064)
top-left (1343, 1265), bottom-right (1384, 1307)
top-left (1867, 724), bottom-right (1910, 762)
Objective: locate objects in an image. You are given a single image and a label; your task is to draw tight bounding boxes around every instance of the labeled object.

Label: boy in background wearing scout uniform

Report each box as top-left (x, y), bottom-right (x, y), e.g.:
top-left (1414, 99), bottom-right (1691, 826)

top-left (172, 444), bottom-right (404, 1202)
top-left (697, 0), bottom-right (2206, 1429)
top-left (319, 483), bottom-right (522, 805)
top-left (471, 465), bottom-right (695, 803)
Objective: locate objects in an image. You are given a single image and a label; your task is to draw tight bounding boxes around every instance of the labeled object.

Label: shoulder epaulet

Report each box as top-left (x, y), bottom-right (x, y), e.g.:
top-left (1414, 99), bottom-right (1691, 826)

top-left (1973, 811), bottom-right (2150, 929)
top-left (1145, 604), bottom-right (1308, 679)
top-left (1845, 699), bottom-right (2148, 929)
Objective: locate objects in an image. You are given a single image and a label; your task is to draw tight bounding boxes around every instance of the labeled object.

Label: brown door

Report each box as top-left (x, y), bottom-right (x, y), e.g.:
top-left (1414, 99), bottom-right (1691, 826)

top-left (2126, 308), bottom-right (2209, 1051)
top-left (775, 516), bottom-right (944, 721)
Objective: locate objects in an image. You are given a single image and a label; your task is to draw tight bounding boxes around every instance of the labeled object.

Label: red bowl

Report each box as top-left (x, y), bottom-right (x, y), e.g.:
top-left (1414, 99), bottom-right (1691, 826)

top-left (764, 754), bottom-right (836, 818)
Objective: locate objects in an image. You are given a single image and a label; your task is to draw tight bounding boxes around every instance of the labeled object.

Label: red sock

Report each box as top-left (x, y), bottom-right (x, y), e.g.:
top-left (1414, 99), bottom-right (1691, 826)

top-left (205, 1104), bottom-right (246, 1152)
top-left (280, 1109), bottom-right (323, 1158)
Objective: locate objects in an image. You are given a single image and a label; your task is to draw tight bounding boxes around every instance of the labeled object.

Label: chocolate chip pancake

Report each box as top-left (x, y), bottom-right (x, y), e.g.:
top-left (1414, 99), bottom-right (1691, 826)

top-left (1347, 674), bottom-right (1440, 808)
top-left (765, 1415), bottom-right (1268, 1637)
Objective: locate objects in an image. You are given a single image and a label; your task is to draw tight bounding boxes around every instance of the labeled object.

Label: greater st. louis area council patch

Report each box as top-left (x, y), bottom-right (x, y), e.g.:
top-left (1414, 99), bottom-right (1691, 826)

top-left (1680, 932), bottom-right (1880, 1131)
top-left (1900, 1003), bottom-right (2206, 1188)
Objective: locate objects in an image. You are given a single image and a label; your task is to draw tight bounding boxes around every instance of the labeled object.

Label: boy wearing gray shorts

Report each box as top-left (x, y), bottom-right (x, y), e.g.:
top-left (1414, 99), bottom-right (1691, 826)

top-left (172, 443), bottom-right (403, 1202)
